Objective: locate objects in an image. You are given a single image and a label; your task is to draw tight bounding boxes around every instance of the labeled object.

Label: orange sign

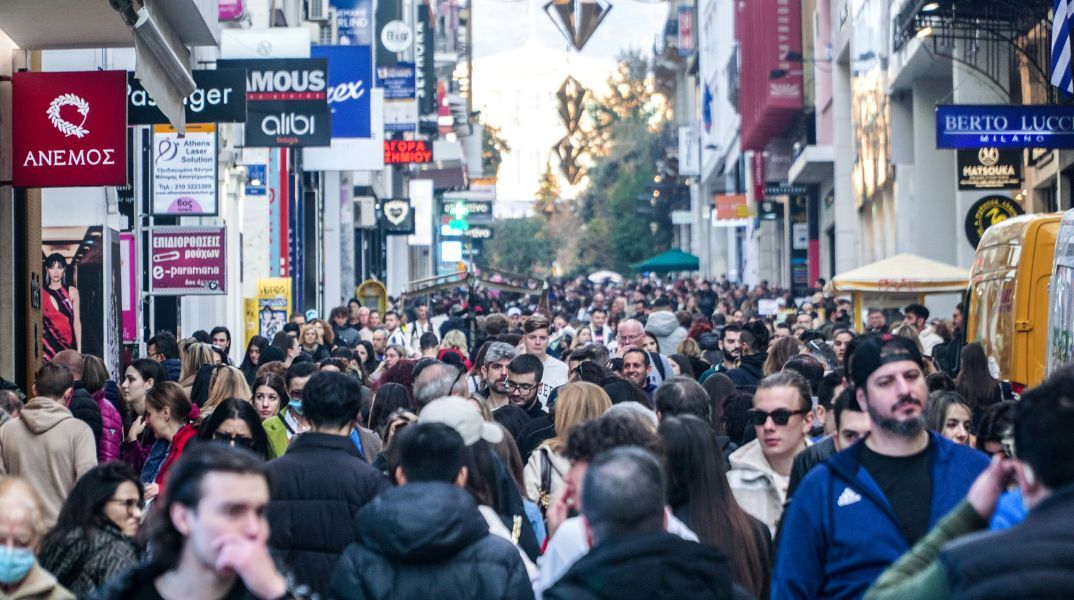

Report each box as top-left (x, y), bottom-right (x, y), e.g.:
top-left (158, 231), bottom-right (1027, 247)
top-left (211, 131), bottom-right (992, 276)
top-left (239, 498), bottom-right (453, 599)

top-left (714, 194), bottom-right (750, 220)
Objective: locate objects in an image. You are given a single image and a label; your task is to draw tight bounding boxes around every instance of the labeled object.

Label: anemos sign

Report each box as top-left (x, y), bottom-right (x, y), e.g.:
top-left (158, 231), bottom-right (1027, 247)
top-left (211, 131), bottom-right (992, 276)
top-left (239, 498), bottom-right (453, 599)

top-left (13, 71), bottom-right (127, 187)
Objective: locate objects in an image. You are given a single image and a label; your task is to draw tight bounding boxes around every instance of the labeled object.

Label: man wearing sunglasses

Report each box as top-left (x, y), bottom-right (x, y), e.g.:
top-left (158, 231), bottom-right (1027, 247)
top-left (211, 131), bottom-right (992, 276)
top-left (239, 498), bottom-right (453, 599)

top-left (773, 334), bottom-right (988, 599)
top-left (727, 371), bottom-right (814, 535)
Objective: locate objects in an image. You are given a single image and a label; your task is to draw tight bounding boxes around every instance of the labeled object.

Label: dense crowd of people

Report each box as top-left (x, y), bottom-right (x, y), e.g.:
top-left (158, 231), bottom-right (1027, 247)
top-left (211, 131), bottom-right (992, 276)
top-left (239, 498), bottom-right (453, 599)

top-left (0, 273), bottom-right (1071, 599)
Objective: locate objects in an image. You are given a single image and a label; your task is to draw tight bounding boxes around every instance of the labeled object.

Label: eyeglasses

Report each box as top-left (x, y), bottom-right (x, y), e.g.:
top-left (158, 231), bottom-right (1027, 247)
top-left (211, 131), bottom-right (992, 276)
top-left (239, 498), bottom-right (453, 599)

top-left (109, 498), bottom-right (145, 512)
top-left (212, 432), bottom-right (255, 449)
top-left (503, 380), bottom-right (537, 393)
top-left (748, 408), bottom-right (810, 427)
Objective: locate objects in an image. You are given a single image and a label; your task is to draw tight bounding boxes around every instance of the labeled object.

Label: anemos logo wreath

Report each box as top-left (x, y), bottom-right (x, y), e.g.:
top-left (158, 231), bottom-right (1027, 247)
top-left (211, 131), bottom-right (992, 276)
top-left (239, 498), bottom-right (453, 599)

top-left (47, 93), bottom-right (91, 138)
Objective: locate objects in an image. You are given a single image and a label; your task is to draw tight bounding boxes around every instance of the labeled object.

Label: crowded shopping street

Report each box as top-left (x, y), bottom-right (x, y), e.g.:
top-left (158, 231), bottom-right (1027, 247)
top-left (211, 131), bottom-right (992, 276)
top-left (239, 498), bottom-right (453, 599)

top-left (2, 0), bottom-right (1074, 598)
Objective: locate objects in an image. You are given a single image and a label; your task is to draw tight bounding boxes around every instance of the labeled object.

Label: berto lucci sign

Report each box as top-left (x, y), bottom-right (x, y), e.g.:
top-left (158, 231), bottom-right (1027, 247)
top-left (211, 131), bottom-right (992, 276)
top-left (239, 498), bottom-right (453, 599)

top-left (12, 70), bottom-right (127, 187)
top-left (218, 58), bottom-right (330, 147)
top-left (936, 105), bottom-right (1074, 149)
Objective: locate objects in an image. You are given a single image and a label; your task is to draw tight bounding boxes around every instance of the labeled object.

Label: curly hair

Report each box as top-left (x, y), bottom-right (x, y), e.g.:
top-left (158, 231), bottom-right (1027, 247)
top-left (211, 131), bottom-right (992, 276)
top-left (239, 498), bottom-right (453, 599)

top-left (564, 413), bottom-right (665, 464)
top-left (373, 359), bottom-right (416, 396)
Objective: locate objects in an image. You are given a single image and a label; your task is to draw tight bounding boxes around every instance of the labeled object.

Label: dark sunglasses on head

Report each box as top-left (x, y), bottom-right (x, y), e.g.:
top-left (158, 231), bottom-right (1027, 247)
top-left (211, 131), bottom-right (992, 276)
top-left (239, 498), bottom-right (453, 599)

top-left (748, 408), bottom-right (810, 427)
top-left (213, 432), bottom-right (255, 449)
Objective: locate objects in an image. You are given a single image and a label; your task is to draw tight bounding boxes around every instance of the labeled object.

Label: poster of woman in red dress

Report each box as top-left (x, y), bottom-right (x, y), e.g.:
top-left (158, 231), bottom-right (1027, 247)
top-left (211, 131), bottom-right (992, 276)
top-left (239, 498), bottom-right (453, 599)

top-left (42, 252), bottom-right (82, 361)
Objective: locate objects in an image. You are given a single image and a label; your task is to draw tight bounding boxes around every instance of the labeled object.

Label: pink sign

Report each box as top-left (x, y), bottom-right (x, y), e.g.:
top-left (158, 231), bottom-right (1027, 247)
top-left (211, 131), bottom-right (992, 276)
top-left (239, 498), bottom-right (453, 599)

top-left (119, 233), bottom-right (137, 341)
top-left (149, 226), bottom-right (227, 295)
top-left (219, 0), bottom-right (245, 21)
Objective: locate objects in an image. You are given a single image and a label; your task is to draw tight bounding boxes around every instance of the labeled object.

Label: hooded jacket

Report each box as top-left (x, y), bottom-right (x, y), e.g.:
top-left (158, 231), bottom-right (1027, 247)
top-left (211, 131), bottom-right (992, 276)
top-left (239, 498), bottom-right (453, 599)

top-left (329, 482), bottom-right (534, 600)
top-left (726, 352), bottom-right (766, 390)
top-left (0, 397), bottom-right (97, 525)
top-left (772, 432), bottom-right (988, 599)
top-left (727, 438), bottom-right (809, 535)
top-left (544, 531), bottom-right (733, 600)
top-left (644, 312), bottom-right (687, 356)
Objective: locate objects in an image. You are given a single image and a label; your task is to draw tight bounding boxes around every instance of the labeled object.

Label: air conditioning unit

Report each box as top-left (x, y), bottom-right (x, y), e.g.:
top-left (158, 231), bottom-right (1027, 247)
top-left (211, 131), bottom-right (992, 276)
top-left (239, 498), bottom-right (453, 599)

top-left (308, 0), bottom-right (329, 21)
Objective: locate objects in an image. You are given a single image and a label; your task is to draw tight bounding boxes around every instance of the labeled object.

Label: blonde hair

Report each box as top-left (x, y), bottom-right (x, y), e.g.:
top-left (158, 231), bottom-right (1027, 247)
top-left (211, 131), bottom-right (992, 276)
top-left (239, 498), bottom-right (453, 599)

top-left (677, 337), bottom-right (702, 358)
top-left (0, 477), bottom-right (48, 542)
top-left (549, 382), bottom-right (611, 452)
top-left (891, 323), bottom-right (925, 354)
top-left (763, 336), bottom-right (803, 376)
top-left (441, 330), bottom-right (468, 353)
top-left (300, 324), bottom-right (320, 347)
top-left (203, 366), bottom-right (252, 414)
top-left (180, 342), bottom-right (215, 382)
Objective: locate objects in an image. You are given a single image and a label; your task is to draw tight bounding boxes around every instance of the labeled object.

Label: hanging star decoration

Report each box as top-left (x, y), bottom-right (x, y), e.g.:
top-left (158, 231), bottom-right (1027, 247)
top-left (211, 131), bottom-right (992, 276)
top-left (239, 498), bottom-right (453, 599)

top-left (544, 0), bottom-right (612, 51)
top-left (552, 75), bottom-right (589, 185)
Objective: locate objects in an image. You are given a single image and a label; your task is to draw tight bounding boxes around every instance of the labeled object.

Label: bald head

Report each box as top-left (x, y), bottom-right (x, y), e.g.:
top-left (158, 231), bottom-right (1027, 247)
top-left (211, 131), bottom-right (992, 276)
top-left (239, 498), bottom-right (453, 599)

top-left (51, 349), bottom-right (84, 380)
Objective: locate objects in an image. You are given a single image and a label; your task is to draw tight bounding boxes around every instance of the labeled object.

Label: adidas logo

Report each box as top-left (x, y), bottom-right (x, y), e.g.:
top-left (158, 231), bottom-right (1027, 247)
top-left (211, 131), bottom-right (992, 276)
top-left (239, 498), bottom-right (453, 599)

top-left (837, 487), bottom-right (862, 507)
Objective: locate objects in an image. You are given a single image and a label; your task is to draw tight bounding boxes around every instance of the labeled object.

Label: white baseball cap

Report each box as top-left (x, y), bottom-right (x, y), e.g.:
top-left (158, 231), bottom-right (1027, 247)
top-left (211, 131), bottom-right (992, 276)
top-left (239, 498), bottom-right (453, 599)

top-left (418, 396), bottom-right (504, 446)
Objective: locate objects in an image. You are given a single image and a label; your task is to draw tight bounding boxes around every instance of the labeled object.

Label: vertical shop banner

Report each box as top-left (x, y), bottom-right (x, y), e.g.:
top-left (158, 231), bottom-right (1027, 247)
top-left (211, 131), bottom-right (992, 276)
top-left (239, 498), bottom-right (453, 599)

top-left (218, 58), bottom-right (330, 147)
top-left (677, 6), bottom-right (695, 57)
top-left (257, 277), bottom-right (292, 339)
top-left (332, 0), bottom-right (374, 45)
top-left (119, 233), bottom-right (137, 342)
top-left (417, 4), bottom-right (436, 116)
top-left (13, 71), bottom-right (127, 188)
top-left (148, 226), bottom-right (227, 295)
top-left (376, 0), bottom-right (407, 68)
top-left (311, 45), bottom-right (373, 138)
top-left (377, 62), bottom-right (417, 132)
top-left (152, 124), bottom-right (219, 215)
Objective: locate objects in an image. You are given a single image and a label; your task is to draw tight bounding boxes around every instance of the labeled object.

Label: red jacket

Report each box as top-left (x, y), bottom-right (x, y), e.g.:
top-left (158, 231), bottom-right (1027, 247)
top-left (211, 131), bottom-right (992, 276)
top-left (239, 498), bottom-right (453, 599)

top-left (154, 422), bottom-right (199, 492)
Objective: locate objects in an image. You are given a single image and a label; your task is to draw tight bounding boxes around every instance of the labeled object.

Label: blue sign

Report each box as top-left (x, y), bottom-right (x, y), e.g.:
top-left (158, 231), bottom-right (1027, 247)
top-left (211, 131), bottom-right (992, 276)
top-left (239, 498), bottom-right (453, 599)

top-left (936, 105), bottom-right (1074, 149)
top-left (312, 45), bottom-right (372, 139)
top-left (376, 63), bottom-right (416, 100)
top-left (245, 164), bottom-right (266, 196)
top-left (331, 0), bottom-right (373, 46)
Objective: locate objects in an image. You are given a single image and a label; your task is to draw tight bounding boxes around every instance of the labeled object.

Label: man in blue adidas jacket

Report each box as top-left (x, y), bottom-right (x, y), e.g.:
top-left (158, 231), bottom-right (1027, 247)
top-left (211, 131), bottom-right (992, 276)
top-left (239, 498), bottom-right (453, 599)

top-left (773, 334), bottom-right (988, 599)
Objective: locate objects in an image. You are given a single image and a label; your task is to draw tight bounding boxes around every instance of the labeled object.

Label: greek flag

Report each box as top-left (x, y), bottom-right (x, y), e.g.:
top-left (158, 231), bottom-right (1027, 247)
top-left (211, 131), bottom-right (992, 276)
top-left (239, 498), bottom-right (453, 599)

top-left (1054, 0), bottom-right (1074, 94)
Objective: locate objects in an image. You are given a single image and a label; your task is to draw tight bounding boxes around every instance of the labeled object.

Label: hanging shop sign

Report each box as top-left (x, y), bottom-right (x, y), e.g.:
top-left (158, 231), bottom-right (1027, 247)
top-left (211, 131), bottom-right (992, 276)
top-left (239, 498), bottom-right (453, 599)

top-left (384, 139), bottom-right (432, 163)
top-left (936, 105), bottom-right (1074, 149)
top-left (714, 194), bottom-right (750, 221)
top-left (312, 45), bottom-right (372, 138)
top-left (1029, 147), bottom-right (1055, 168)
top-left (380, 198), bottom-right (415, 235)
top-left (957, 148), bottom-right (1022, 191)
top-left (964, 195), bottom-right (1025, 248)
top-left (218, 58), bottom-right (330, 147)
top-left (152, 124), bottom-right (219, 215)
top-left (219, 0), bottom-right (245, 21)
top-left (416, 4), bottom-right (436, 116)
top-left (257, 277), bottom-right (292, 339)
top-left (128, 70), bottom-right (246, 125)
top-left (149, 226), bottom-right (227, 295)
top-left (441, 223), bottom-right (493, 240)
top-left (331, 0), bottom-right (373, 45)
top-left (764, 182), bottom-right (810, 196)
top-left (377, 62), bottom-right (417, 132)
top-left (119, 232), bottom-right (137, 343)
top-left (13, 70), bottom-right (127, 188)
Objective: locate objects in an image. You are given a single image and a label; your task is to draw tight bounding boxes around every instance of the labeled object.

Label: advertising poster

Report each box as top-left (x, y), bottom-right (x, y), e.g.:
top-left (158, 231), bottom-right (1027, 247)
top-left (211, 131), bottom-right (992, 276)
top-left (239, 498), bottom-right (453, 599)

top-left (153, 124), bottom-right (219, 215)
top-left (149, 226), bottom-right (227, 295)
top-left (119, 232), bottom-right (137, 342)
top-left (257, 277), bottom-right (292, 339)
top-left (376, 62), bottom-right (417, 132)
top-left (41, 226), bottom-right (119, 365)
top-left (218, 58), bottom-right (331, 147)
top-left (311, 45), bottom-right (373, 138)
top-left (332, 0), bottom-right (374, 45)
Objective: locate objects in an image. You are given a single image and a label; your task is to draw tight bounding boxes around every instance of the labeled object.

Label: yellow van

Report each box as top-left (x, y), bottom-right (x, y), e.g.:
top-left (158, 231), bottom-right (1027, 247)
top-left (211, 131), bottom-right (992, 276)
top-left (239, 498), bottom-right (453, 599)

top-left (967, 213), bottom-right (1061, 392)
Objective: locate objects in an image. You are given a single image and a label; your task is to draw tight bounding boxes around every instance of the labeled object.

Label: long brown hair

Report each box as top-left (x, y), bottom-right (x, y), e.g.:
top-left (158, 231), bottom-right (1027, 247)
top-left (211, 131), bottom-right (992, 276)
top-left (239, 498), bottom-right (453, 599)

top-left (762, 336), bottom-right (802, 376)
top-left (955, 342), bottom-right (997, 410)
top-left (659, 415), bottom-right (769, 597)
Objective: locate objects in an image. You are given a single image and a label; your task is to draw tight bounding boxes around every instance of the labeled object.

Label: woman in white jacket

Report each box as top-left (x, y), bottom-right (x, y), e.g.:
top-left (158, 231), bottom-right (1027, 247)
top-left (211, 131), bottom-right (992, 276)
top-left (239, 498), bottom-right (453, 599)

top-left (523, 382), bottom-right (611, 509)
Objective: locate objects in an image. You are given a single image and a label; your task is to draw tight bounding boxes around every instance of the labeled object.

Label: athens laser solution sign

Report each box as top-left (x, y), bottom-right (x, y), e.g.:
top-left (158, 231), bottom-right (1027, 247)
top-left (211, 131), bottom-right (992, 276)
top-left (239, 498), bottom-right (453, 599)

top-left (149, 226), bottom-right (227, 295)
top-left (13, 70), bottom-right (127, 187)
top-left (153, 124), bottom-right (219, 215)
top-left (218, 58), bottom-right (330, 147)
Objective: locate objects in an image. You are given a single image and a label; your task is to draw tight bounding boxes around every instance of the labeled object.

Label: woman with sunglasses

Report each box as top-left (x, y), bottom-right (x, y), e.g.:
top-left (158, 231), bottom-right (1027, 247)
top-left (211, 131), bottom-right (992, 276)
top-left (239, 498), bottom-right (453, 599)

top-left (38, 463), bottom-right (144, 596)
top-left (726, 371), bottom-right (815, 536)
top-left (196, 398), bottom-right (271, 460)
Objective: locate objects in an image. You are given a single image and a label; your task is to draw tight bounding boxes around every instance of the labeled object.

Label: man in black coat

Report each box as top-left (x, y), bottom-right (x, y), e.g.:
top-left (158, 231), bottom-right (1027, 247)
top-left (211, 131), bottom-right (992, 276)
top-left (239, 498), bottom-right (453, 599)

top-left (545, 447), bottom-right (734, 600)
top-left (330, 422), bottom-right (534, 599)
top-left (50, 350), bottom-right (102, 449)
top-left (266, 371), bottom-right (388, 596)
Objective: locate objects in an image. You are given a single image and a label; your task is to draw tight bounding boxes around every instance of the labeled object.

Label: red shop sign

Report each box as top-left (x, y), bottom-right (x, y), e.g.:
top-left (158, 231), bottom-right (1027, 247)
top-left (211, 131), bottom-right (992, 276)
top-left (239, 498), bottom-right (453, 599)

top-left (13, 70), bottom-right (127, 188)
top-left (384, 140), bottom-right (433, 164)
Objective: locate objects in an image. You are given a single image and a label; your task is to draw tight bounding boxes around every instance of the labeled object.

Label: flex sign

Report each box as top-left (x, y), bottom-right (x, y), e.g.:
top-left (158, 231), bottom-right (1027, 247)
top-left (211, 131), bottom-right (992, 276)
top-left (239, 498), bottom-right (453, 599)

top-left (13, 70), bottom-right (127, 187)
top-left (218, 58), bottom-right (330, 147)
top-left (311, 45), bottom-right (372, 138)
top-left (936, 105), bottom-right (1074, 149)
top-left (128, 70), bottom-right (247, 125)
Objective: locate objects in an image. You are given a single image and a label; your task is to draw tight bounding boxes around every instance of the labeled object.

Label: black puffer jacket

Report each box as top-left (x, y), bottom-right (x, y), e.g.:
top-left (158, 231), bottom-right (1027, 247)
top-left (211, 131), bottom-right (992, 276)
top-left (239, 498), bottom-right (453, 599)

top-left (329, 482), bottom-right (534, 600)
top-left (545, 531), bottom-right (733, 600)
top-left (266, 432), bottom-right (389, 597)
top-left (69, 381), bottom-right (103, 449)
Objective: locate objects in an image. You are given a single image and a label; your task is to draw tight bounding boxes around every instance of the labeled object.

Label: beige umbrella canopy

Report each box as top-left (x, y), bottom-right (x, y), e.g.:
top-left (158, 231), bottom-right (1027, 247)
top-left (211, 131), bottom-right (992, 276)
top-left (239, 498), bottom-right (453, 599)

top-left (832, 253), bottom-right (970, 294)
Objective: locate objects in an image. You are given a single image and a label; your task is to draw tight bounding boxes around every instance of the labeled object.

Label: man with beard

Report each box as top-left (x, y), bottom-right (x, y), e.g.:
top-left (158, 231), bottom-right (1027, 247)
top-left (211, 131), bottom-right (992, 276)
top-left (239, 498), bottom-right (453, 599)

top-left (772, 334), bottom-right (988, 599)
top-left (480, 342), bottom-right (516, 411)
top-left (504, 354), bottom-right (546, 421)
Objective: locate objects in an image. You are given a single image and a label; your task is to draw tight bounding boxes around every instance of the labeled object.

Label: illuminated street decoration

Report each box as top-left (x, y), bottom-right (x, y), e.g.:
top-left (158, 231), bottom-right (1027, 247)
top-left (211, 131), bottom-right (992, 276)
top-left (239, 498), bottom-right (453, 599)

top-left (552, 75), bottom-right (589, 185)
top-left (544, 0), bottom-right (611, 51)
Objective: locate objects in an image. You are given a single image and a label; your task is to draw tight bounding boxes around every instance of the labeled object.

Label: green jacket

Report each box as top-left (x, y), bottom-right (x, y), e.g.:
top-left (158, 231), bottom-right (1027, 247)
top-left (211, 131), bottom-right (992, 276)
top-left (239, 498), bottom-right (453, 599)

top-left (864, 500), bottom-right (987, 600)
top-left (263, 409), bottom-right (294, 459)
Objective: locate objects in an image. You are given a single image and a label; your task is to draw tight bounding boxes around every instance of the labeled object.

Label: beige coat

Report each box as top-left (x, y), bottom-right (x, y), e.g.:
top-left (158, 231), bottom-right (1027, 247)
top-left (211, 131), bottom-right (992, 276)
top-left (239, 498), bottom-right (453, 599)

top-left (5, 563), bottom-right (75, 600)
top-left (0, 397), bottom-right (97, 526)
top-left (522, 442), bottom-right (570, 504)
top-left (726, 438), bottom-right (810, 536)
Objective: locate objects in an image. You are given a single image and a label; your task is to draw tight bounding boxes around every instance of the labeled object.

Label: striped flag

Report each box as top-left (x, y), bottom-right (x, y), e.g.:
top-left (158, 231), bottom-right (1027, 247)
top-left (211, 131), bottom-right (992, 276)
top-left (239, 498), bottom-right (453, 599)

top-left (1054, 0), bottom-right (1074, 94)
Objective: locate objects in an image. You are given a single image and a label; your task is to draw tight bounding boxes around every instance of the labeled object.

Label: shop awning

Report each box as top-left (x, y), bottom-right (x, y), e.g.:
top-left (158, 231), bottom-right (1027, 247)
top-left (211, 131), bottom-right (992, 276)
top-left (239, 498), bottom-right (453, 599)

top-left (832, 253), bottom-right (970, 294)
top-left (633, 249), bottom-right (700, 273)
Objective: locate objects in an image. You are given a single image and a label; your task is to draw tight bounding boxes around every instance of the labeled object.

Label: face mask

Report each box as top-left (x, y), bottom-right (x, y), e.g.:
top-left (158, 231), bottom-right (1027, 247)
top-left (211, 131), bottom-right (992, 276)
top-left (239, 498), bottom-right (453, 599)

top-left (288, 399), bottom-right (303, 415)
top-left (0, 547), bottom-right (35, 584)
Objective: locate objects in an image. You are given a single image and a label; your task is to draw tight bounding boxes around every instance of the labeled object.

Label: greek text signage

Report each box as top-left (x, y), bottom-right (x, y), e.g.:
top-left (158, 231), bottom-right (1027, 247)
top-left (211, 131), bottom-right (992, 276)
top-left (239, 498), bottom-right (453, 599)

top-left (128, 70), bottom-right (246, 125)
top-left (937, 105), bottom-right (1074, 149)
top-left (13, 70), bottom-right (127, 187)
top-left (218, 58), bottom-right (330, 147)
top-left (384, 139), bottom-right (432, 163)
top-left (152, 124), bottom-right (219, 215)
top-left (149, 226), bottom-right (227, 295)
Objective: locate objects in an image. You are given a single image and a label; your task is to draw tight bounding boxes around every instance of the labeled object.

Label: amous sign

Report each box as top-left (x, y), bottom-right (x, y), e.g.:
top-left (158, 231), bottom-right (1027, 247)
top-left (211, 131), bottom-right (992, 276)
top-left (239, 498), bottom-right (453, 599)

top-left (218, 58), bottom-right (331, 147)
top-left (13, 71), bottom-right (127, 187)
